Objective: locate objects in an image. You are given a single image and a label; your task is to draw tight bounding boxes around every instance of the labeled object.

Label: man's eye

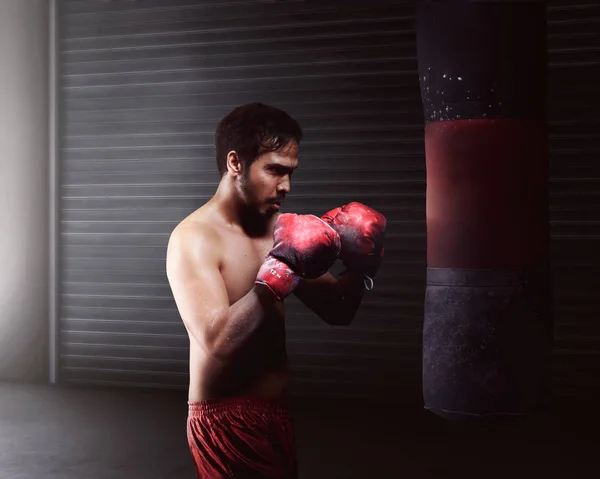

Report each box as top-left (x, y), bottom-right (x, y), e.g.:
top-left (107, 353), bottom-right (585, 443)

top-left (267, 165), bottom-right (294, 176)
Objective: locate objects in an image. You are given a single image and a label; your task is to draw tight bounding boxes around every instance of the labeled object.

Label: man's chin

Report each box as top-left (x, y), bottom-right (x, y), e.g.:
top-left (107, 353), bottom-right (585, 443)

top-left (263, 207), bottom-right (279, 218)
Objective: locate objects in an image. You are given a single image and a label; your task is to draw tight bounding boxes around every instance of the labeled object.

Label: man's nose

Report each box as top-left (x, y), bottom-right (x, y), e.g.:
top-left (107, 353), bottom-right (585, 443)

top-left (277, 177), bottom-right (290, 194)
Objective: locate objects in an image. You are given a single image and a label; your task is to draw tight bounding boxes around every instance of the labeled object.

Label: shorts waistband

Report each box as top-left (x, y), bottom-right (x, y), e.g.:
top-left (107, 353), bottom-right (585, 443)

top-left (188, 396), bottom-right (290, 418)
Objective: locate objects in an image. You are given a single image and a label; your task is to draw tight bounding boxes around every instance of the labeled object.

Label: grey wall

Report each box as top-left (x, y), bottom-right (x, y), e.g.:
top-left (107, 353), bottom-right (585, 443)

top-left (0, 0), bottom-right (50, 381)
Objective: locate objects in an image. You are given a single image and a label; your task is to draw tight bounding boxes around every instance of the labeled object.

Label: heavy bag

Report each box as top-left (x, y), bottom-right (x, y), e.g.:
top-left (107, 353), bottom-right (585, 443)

top-left (416, 0), bottom-right (554, 421)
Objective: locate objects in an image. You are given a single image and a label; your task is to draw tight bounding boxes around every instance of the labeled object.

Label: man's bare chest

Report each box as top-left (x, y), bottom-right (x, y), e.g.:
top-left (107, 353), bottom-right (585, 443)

top-left (220, 235), bottom-right (274, 303)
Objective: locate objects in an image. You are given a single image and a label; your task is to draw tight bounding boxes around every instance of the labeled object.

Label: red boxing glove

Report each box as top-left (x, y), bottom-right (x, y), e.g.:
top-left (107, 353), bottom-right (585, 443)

top-left (256, 214), bottom-right (341, 300)
top-left (322, 202), bottom-right (387, 280)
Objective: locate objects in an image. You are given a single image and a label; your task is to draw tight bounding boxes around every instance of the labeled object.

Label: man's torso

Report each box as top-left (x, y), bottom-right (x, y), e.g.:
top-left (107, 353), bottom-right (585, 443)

top-left (180, 206), bottom-right (288, 401)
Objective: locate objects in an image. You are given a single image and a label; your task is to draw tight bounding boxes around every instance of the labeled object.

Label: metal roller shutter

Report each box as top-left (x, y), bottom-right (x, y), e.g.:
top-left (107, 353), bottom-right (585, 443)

top-left (58, 0), bottom-right (424, 398)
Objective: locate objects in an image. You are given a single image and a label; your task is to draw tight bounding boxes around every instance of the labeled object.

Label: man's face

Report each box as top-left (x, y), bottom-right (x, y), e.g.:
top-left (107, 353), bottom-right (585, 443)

top-left (238, 141), bottom-right (299, 217)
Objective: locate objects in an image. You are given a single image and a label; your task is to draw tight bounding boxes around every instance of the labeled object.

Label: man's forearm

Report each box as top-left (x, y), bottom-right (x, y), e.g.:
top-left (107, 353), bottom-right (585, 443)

top-left (294, 270), bottom-right (366, 326)
top-left (329, 271), bottom-right (366, 325)
top-left (207, 284), bottom-right (279, 362)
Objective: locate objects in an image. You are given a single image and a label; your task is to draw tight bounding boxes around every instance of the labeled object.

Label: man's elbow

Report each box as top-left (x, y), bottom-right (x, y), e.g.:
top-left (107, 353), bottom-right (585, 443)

top-left (329, 317), bottom-right (353, 327)
top-left (321, 309), bottom-right (357, 326)
top-left (184, 317), bottom-right (229, 362)
top-left (203, 327), bottom-right (235, 363)
top-left (198, 334), bottom-right (234, 364)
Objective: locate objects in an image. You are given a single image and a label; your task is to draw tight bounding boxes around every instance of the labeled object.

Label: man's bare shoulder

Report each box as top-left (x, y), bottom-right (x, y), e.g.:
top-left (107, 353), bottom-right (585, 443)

top-left (167, 212), bottom-right (222, 271)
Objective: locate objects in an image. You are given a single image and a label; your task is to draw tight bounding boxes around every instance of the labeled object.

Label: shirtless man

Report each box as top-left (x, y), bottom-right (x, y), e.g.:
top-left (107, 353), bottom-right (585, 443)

top-left (166, 103), bottom-right (386, 478)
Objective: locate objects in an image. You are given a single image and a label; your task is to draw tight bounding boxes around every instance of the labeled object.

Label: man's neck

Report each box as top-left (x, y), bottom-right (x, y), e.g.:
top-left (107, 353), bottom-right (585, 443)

top-left (212, 180), bottom-right (272, 238)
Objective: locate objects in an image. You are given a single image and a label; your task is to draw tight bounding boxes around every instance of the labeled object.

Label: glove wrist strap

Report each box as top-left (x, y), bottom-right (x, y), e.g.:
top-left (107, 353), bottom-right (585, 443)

top-left (341, 268), bottom-right (375, 291)
top-left (363, 274), bottom-right (375, 291)
top-left (256, 256), bottom-right (300, 300)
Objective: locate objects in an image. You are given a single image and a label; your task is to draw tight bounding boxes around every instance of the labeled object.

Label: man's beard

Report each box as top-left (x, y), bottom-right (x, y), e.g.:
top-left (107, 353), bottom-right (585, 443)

top-left (237, 175), bottom-right (261, 213)
top-left (236, 176), bottom-right (275, 236)
top-left (239, 174), bottom-right (282, 215)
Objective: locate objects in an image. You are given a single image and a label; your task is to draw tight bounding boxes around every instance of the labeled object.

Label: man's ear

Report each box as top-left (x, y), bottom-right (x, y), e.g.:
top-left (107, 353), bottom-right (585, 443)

top-left (226, 151), bottom-right (243, 177)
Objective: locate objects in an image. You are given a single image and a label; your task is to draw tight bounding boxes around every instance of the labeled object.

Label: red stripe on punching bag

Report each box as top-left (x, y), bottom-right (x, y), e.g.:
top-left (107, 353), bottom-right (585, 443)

top-left (426, 118), bottom-right (550, 270)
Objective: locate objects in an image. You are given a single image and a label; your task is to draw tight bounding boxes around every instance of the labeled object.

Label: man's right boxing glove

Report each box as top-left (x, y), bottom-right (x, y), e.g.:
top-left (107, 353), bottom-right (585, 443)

top-left (322, 202), bottom-right (386, 290)
top-left (256, 214), bottom-right (341, 300)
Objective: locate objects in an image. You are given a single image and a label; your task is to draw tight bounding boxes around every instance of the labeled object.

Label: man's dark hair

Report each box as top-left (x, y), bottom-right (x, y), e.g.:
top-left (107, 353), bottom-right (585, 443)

top-left (215, 103), bottom-right (303, 177)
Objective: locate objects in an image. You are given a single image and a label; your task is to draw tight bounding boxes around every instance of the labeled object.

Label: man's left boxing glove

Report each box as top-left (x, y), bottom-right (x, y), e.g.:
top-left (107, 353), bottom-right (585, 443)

top-left (321, 202), bottom-right (387, 285)
top-left (256, 213), bottom-right (341, 300)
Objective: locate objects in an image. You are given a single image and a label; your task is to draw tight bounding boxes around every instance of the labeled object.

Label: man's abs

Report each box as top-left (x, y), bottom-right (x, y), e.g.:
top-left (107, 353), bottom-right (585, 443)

top-left (188, 345), bottom-right (289, 401)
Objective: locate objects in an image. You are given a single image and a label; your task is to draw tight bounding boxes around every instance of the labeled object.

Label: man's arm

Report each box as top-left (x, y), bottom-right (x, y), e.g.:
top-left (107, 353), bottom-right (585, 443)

top-left (293, 271), bottom-right (366, 326)
top-left (298, 201), bottom-right (386, 326)
top-left (166, 224), bottom-right (278, 364)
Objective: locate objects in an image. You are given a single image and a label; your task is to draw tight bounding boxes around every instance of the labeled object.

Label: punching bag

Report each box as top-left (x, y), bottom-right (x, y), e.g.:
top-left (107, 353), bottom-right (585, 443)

top-left (417, 1), bottom-right (554, 421)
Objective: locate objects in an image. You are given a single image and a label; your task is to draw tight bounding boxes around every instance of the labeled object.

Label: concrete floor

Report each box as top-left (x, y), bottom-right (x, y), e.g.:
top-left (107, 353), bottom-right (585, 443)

top-left (0, 383), bottom-right (597, 479)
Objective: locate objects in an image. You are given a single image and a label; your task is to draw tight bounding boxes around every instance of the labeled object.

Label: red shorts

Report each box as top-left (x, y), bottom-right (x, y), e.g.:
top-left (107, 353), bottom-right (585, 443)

top-left (187, 396), bottom-right (298, 478)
